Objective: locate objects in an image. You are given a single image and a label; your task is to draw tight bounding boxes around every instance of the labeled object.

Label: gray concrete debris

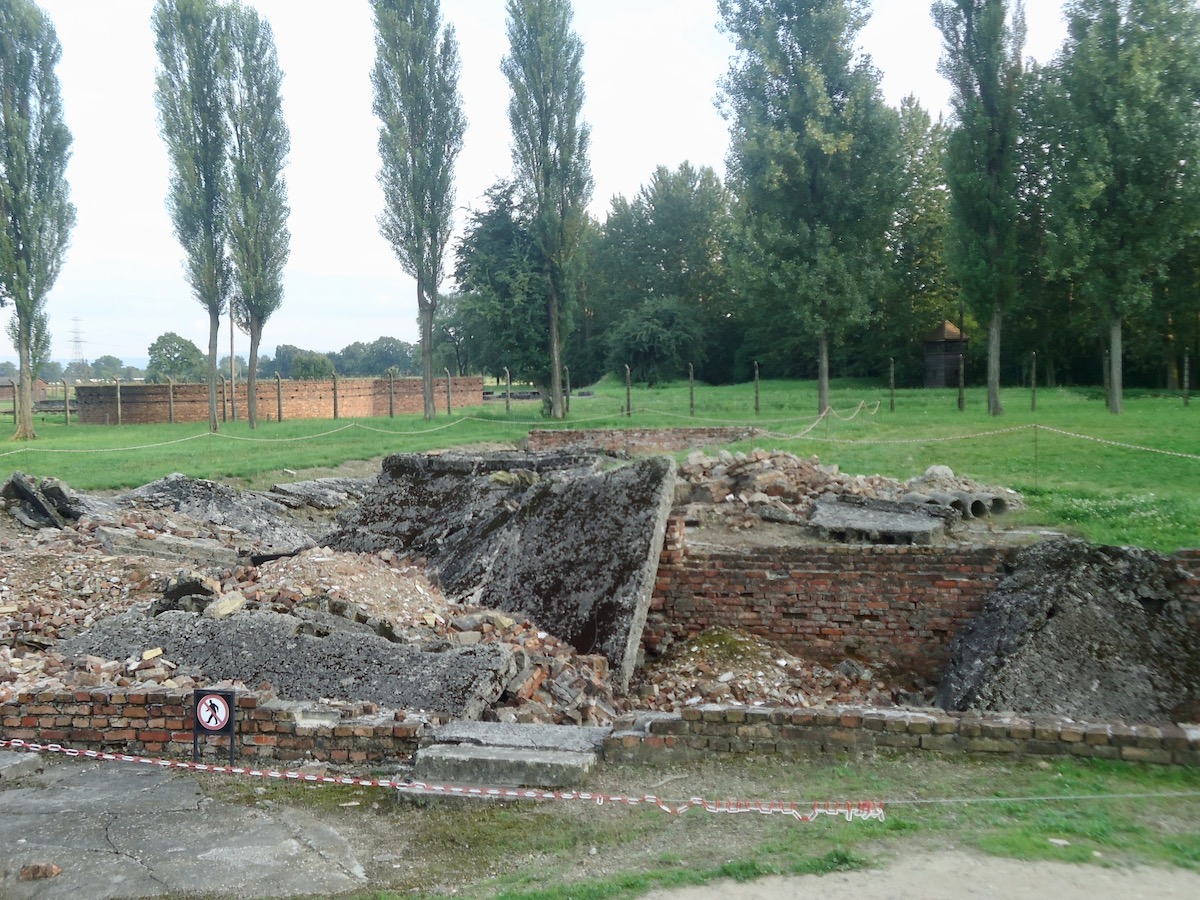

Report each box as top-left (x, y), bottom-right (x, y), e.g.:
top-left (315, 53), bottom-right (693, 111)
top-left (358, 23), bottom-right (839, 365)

top-left (936, 538), bottom-right (1200, 723)
top-left (95, 526), bottom-right (241, 569)
top-left (414, 744), bottom-right (598, 788)
top-left (327, 451), bottom-right (677, 693)
top-left (117, 473), bottom-right (319, 554)
top-left (427, 721), bottom-right (610, 755)
top-left (808, 495), bottom-right (953, 545)
top-left (266, 477), bottom-right (373, 510)
top-left (58, 606), bottom-right (520, 719)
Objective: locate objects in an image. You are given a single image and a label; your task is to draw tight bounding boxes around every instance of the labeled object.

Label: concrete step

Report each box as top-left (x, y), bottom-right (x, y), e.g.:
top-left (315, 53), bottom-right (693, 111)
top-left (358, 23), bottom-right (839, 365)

top-left (414, 743), bottom-right (597, 788)
top-left (413, 722), bottom-right (611, 788)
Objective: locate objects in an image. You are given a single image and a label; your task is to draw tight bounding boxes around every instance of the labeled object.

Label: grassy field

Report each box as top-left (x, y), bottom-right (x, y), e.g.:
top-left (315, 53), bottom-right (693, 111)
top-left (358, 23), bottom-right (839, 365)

top-left (2, 377), bottom-right (1197, 551)
top-left (201, 753), bottom-right (1200, 898)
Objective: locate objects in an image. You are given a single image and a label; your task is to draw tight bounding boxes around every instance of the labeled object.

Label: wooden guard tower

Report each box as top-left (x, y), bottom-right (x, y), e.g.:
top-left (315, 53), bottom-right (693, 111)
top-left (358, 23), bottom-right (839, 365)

top-left (923, 321), bottom-right (968, 388)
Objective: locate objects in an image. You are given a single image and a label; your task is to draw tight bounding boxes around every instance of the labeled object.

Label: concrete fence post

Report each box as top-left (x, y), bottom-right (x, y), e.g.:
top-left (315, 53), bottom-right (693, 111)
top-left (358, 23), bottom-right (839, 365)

top-left (689, 363), bottom-right (695, 417)
top-left (62, 379), bottom-right (70, 426)
top-left (221, 376), bottom-right (228, 423)
top-left (625, 364), bottom-right (631, 417)
top-left (504, 367), bottom-right (511, 415)
top-left (332, 373), bottom-right (339, 420)
top-left (564, 365), bottom-right (570, 416)
top-left (957, 354), bottom-right (965, 411)
top-left (275, 372), bottom-right (283, 422)
top-left (167, 377), bottom-right (175, 424)
top-left (1031, 351), bottom-right (1037, 413)
top-left (388, 371), bottom-right (395, 418)
top-left (444, 368), bottom-right (452, 415)
top-left (115, 378), bottom-right (122, 426)
top-left (753, 361), bottom-right (760, 415)
top-left (889, 358), bottom-right (895, 413)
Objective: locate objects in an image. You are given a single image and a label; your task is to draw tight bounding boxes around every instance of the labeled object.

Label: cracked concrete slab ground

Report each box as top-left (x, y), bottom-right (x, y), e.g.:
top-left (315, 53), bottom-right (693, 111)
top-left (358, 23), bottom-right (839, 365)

top-left (0, 756), bottom-right (365, 899)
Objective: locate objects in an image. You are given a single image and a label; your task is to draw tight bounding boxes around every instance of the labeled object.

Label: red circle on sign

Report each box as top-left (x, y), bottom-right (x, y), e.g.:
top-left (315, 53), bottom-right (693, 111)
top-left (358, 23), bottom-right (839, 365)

top-left (197, 694), bottom-right (231, 731)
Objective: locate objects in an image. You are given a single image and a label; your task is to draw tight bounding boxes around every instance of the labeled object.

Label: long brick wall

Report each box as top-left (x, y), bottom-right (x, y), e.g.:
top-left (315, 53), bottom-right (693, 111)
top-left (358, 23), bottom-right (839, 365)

top-left (75, 376), bottom-right (484, 425)
top-left (605, 705), bottom-right (1200, 766)
top-left (526, 426), bottom-right (761, 454)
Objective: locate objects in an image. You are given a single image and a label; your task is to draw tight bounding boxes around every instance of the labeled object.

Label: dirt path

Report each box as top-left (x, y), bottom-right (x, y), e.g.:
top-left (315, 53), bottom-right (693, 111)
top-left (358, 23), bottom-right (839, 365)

top-left (644, 851), bottom-right (1200, 899)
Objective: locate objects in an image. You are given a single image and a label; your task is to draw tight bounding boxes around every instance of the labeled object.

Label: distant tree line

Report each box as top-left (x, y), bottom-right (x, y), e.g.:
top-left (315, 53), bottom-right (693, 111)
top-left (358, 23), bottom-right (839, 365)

top-left (7, 0), bottom-right (1200, 440)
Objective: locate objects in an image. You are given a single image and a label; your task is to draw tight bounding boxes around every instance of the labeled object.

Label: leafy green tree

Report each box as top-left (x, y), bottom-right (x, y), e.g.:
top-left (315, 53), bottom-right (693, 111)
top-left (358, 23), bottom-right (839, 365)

top-left (502, 0), bottom-right (593, 418)
top-left (1048, 0), bottom-right (1200, 413)
top-left (146, 331), bottom-right (206, 382)
top-left (291, 350), bottom-right (334, 380)
top-left (606, 296), bottom-right (705, 386)
top-left (0, 361), bottom-right (15, 378)
top-left (453, 181), bottom-right (551, 386)
top-left (38, 359), bottom-right (61, 382)
top-left (720, 0), bottom-right (902, 412)
top-left (882, 96), bottom-right (956, 385)
top-left (372, 0), bottom-right (465, 420)
top-left (153, 0), bottom-right (230, 432)
top-left (90, 355), bottom-right (124, 381)
top-left (593, 163), bottom-right (737, 382)
top-left (222, 1), bottom-right (289, 429)
top-left (933, 0), bottom-right (1025, 415)
top-left (62, 358), bottom-right (87, 381)
top-left (0, 0), bottom-right (75, 439)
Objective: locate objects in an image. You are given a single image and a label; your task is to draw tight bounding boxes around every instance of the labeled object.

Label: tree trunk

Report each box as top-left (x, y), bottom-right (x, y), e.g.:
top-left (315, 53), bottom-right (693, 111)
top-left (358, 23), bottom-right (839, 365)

top-left (1109, 316), bottom-right (1124, 415)
top-left (206, 308), bottom-right (220, 433)
top-left (987, 307), bottom-right (1004, 417)
top-left (247, 319), bottom-right (261, 430)
top-left (419, 272), bottom-right (436, 421)
top-left (14, 327), bottom-right (36, 440)
top-left (548, 279), bottom-right (564, 419)
top-left (817, 333), bottom-right (830, 415)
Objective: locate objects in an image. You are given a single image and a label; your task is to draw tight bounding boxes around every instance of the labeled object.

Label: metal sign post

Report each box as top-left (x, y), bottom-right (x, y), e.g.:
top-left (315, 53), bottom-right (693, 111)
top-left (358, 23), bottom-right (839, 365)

top-left (193, 689), bottom-right (237, 766)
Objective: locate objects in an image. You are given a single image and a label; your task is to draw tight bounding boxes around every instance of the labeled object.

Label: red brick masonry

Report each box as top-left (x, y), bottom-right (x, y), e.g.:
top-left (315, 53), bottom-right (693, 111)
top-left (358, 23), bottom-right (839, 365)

top-left (75, 376), bottom-right (484, 425)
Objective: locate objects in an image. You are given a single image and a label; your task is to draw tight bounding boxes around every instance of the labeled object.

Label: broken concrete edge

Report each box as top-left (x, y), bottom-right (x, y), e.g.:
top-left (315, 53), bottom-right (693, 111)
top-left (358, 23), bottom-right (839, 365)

top-left (617, 456), bottom-right (677, 691)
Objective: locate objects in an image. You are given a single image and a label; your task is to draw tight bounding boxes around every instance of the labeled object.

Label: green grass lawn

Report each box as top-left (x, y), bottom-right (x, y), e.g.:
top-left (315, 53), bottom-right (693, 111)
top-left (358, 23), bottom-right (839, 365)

top-left (3, 377), bottom-right (1197, 551)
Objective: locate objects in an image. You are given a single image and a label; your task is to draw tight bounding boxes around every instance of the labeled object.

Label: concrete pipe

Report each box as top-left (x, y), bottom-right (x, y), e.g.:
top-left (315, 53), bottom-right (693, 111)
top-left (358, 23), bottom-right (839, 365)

top-left (901, 492), bottom-right (932, 506)
top-left (929, 491), bottom-right (966, 517)
top-left (958, 492), bottom-right (990, 519)
top-left (983, 494), bottom-right (1009, 516)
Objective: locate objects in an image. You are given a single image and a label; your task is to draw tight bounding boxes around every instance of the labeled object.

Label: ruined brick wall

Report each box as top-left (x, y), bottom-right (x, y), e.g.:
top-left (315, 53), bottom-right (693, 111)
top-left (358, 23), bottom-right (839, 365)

top-left (605, 705), bottom-right (1200, 766)
top-left (1, 687), bottom-right (426, 764)
top-left (527, 427), bottom-right (760, 455)
top-left (648, 523), bottom-right (1200, 681)
top-left (74, 377), bottom-right (484, 425)
top-left (647, 520), bottom-right (1017, 680)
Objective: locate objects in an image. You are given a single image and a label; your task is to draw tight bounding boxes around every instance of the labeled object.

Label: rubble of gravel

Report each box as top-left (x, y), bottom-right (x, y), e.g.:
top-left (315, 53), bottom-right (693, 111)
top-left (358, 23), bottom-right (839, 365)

top-left (936, 538), bottom-right (1200, 723)
top-left (675, 449), bottom-right (1021, 530)
top-left (624, 627), bottom-right (927, 712)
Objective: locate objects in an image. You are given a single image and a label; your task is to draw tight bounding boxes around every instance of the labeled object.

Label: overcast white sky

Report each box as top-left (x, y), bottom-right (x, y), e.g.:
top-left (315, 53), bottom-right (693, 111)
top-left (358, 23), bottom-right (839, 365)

top-left (3, 0), bottom-right (1067, 367)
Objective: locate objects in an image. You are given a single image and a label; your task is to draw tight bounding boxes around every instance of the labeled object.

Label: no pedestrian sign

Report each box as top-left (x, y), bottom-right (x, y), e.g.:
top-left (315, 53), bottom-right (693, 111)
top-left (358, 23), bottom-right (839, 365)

top-left (197, 693), bottom-right (231, 731)
top-left (193, 688), bottom-right (237, 765)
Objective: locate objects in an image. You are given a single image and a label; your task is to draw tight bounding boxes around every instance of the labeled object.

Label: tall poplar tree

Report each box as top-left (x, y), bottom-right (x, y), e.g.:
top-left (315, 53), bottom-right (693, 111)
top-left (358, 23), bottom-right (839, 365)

top-left (372, 0), bottom-right (465, 421)
top-left (222, 1), bottom-right (289, 430)
top-left (720, 0), bottom-right (902, 414)
top-left (933, 0), bottom-right (1025, 416)
top-left (502, 0), bottom-right (592, 419)
top-left (1050, 0), bottom-right (1200, 414)
top-left (0, 0), bottom-right (74, 440)
top-left (154, 0), bottom-right (230, 433)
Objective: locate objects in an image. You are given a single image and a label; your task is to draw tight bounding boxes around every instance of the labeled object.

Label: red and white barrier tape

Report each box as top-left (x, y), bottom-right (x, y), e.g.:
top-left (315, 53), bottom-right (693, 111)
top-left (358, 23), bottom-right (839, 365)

top-left (0, 738), bottom-right (884, 823)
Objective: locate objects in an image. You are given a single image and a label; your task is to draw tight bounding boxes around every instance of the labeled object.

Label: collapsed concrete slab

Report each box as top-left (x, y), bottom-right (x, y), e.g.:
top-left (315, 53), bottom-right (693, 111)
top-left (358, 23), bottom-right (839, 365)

top-left (936, 538), bottom-right (1200, 723)
top-left (59, 607), bottom-right (519, 719)
top-left (326, 451), bottom-right (677, 692)
top-left (808, 495), bottom-right (953, 545)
